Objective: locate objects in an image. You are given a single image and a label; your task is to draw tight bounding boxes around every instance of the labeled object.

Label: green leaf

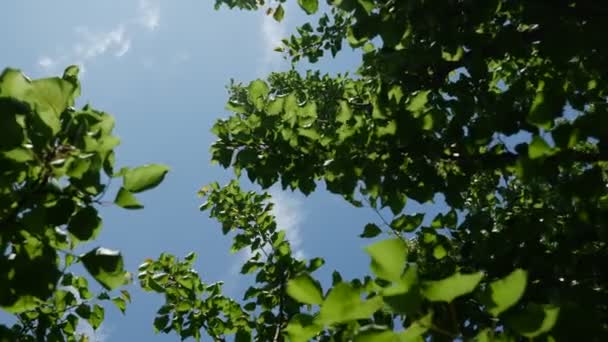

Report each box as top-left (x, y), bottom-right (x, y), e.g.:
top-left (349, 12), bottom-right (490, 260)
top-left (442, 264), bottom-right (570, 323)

top-left (1, 295), bottom-right (39, 314)
top-left (422, 272), bottom-right (484, 302)
top-left (527, 80), bottom-right (562, 129)
top-left (406, 90), bottom-right (430, 116)
top-left (507, 304), bottom-right (560, 338)
top-left (285, 314), bottom-right (323, 342)
top-left (89, 304), bottom-right (104, 329)
top-left (297, 0), bottom-right (319, 14)
top-left (360, 223), bottom-right (382, 238)
top-left (154, 315), bottom-right (169, 333)
top-left (247, 79), bottom-right (269, 111)
top-left (273, 4), bottom-right (285, 21)
top-left (357, 0), bottom-right (375, 15)
top-left (391, 214), bottom-right (424, 232)
top-left (114, 187), bottom-right (143, 209)
top-left (433, 245), bottom-right (447, 260)
top-left (376, 120), bottom-right (397, 137)
top-left (235, 329), bottom-right (252, 342)
top-left (67, 206), bottom-right (102, 242)
top-left (365, 238), bottom-right (407, 282)
top-left (266, 96), bottom-right (284, 115)
top-left (336, 101), bottom-right (353, 123)
top-left (63, 65), bottom-right (80, 79)
top-left (528, 136), bottom-right (556, 159)
top-left (482, 269), bottom-right (527, 317)
top-left (1, 147), bottom-right (34, 162)
top-left (81, 247), bottom-right (130, 290)
top-left (400, 312), bottom-right (433, 341)
top-left (298, 128), bottom-right (320, 140)
top-left (0, 69), bottom-right (77, 134)
top-left (287, 274), bottom-right (323, 305)
top-left (112, 297), bottom-right (127, 314)
top-left (382, 267), bottom-right (422, 315)
top-left (0, 102), bottom-right (25, 149)
top-left (318, 282), bottom-right (384, 324)
top-left (354, 330), bottom-right (398, 342)
top-left (123, 164), bottom-right (170, 193)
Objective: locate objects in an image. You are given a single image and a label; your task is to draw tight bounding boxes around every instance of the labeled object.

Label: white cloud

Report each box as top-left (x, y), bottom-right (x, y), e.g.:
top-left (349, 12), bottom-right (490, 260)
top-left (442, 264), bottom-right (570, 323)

top-left (138, 0), bottom-right (161, 31)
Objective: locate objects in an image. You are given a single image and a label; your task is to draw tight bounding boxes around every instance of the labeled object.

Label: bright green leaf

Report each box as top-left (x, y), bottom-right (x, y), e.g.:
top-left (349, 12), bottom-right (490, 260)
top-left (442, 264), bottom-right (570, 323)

top-left (400, 312), bottom-right (433, 341)
top-left (287, 274), bottom-right (323, 305)
top-left (354, 330), bottom-right (398, 342)
top-left (319, 282), bottom-right (383, 324)
top-left (406, 90), bottom-right (430, 116)
top-left (422, 272), bottom-right (484, 302)
top-left (482, 269), bottom-right (527, 317)
top-left (528, 136), bottom-right (556, 159)
top-left (248, 79), bottom-right (269, 111)
top-left (365, 238), bottom-right (407, 282)
top-left (297, 0), bottom-right (318, 14)
top-left (285, 314), bottom-right (323, 342)
top-left (114, 187), bottom-right (143, 209)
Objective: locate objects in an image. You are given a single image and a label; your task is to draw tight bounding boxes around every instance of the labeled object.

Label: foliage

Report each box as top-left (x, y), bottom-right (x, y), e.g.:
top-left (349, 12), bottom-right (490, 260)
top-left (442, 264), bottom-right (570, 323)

top-left (0, 66), bottom-right (167, 340)
top-left (141, 0), bottom-right (606, 340)
top-left (5, 0), bottom-right (606, 340)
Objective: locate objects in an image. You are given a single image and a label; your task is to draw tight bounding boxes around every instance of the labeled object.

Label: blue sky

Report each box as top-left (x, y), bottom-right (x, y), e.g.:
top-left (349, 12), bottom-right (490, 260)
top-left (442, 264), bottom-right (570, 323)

top-left (1, 1), bottom-right (445, 340)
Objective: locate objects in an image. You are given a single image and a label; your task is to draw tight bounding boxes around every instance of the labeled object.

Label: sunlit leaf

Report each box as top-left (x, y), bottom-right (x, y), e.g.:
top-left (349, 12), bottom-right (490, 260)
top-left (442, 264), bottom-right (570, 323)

top-left (287, 274), bottom-right (323, 305)
top-left (123, 164), bottom-right (170, 193)
top-left (482, 269), bottom-right (527, 317)
top-left (365, 238), bottom-right (407, 282)
top-left (422, 272), bottom-right (484, 302)
top-left (114, 187), bottom-right (143, 209)
top-left (297, 0), bottom-right (318, 14)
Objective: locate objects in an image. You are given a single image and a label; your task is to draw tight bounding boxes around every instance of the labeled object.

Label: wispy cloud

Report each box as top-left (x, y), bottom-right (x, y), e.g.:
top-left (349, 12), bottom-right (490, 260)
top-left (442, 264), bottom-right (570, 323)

top-left (76, 322), bottom-right (111, 342)
top-left (258, 6), bottom-right (289, 74)
top-left (74, 25), bottom-right (131, 59)
top-left (37, 0), bottom-right (160, 75)
top-left (138, 0), bottom-right (161, 31)
top-left (268, 189), bottom-right (306, 259)
top-left (223, 188), bottom-right (307, 296)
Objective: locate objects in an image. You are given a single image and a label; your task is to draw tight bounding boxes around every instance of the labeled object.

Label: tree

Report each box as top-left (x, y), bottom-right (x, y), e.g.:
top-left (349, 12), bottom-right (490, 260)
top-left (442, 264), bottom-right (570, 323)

top-left (3, 0), bottom-right (607, 340)
top-left (142, 0), bottom-right (608, 341)
top-left (0, 66), bottom-right (168, 341)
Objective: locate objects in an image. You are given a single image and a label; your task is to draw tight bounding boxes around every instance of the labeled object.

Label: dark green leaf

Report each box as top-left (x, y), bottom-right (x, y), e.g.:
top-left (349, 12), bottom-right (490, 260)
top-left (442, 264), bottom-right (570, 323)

top-left (360, 223), bottom-right (382, 238)
top-left (67, 206), bottom-right (102, 242)
top-left (81, 247), bottom-right (130, 290)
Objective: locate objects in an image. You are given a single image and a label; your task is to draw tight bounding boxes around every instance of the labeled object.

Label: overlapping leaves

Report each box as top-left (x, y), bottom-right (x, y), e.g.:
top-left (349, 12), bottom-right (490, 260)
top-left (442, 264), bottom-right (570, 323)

top-left (0, 66), bottom-right (167, 340)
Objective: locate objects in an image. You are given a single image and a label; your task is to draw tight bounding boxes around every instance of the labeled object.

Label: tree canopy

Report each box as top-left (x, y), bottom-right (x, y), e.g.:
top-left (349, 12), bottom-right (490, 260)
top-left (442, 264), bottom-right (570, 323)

top-left (2, 0), bottom-right (608, 341)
